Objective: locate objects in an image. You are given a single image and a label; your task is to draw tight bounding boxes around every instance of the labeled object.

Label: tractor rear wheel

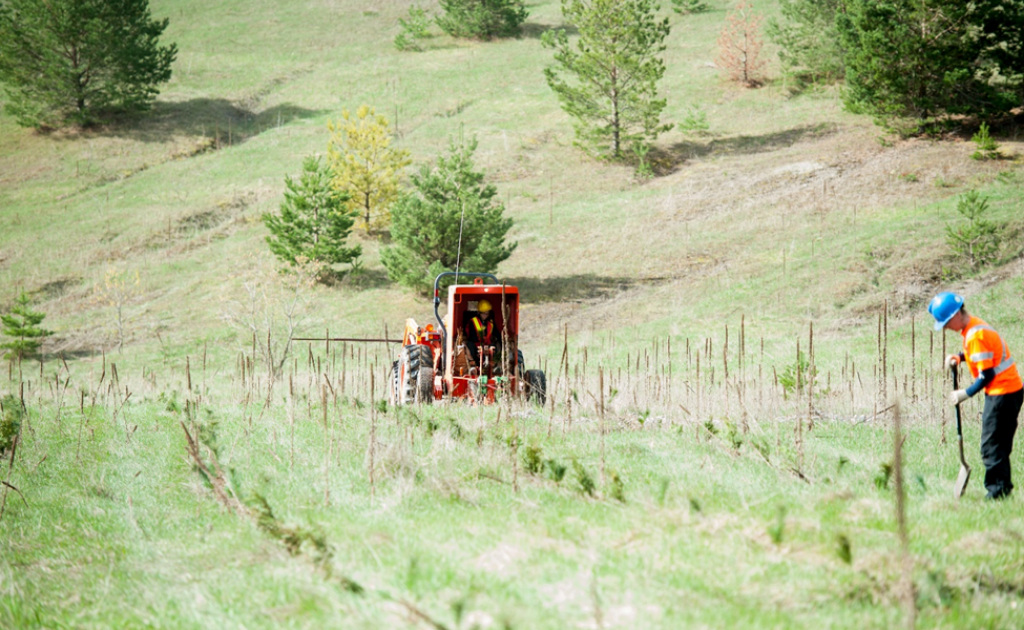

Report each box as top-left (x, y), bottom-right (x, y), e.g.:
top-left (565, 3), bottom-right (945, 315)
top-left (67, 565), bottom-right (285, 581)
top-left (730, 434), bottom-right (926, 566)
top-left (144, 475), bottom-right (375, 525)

top-left (398, 344), bottom-right (434, 405)
top-left (389, 360), bottom-right (400, 405)
top-left (524, 369), bottom-right (546, 405)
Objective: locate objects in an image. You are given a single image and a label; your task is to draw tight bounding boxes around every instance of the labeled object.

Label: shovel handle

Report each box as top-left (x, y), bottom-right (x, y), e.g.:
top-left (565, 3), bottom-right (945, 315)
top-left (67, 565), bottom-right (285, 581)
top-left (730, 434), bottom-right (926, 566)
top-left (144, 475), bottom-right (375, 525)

top-left (951, 365), bottom-right (964, 440)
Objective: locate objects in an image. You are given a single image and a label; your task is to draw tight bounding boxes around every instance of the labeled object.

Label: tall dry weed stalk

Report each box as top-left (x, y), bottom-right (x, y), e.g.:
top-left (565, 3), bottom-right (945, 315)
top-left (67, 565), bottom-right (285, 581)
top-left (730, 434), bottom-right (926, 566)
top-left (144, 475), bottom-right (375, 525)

top-left (808, 323), bottom-right (815, 432)
top-left (892, 400), bottom-right (916, 629)
top-left (368, 370), bottom-right (377, 500)
top-left (599, 366), bottom-right (606, 485)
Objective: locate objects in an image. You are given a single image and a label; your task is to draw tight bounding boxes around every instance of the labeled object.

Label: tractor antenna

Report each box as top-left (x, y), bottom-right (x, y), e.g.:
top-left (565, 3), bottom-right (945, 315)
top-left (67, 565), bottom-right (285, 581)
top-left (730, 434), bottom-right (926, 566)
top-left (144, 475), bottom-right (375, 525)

top-left (454, 197), bottom-right (467, 285)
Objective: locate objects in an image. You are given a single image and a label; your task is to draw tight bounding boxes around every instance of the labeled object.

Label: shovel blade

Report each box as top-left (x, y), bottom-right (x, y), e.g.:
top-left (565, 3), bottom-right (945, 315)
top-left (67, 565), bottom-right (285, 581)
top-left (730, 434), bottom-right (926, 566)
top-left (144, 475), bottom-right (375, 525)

top-left (954, 464), bottom-right (971, 499)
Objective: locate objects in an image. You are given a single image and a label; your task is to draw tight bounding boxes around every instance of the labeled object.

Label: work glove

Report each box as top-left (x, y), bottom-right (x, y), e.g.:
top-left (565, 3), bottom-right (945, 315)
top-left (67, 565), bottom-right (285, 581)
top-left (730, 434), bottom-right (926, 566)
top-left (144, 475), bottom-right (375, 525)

top-left (944, 354), bottom-right (961, 369)
top-left (949, 389), bottom-right (969, 406)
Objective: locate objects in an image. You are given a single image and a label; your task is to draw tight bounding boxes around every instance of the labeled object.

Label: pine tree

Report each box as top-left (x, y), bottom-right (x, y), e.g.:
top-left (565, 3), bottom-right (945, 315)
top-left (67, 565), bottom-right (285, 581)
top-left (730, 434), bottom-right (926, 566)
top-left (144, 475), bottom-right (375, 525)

top-left (671, 0), bottom-right (709, 15)
top-left (766, 0), bottom-right (847, 83)
top-left (263, 157), bottom-right (362, 278)
top-left (543, 0), bottom-right (673, 160)
top-left (945, 191), bottom-right (1003, 272)
top-left (327, 106), bottom-right (411, 234)
top-left (1, 293), bottom-right (52, 362)
top-left (0, 0), bottom-right (177, 128)
top-left (838, 0), bottom-right (1023, 130)
top-left (718, 2), bottom-right (767, 88)
top-left (381, 138), bottom-right (516, 293)
top-left (436, 0), bottom-right (528, 40)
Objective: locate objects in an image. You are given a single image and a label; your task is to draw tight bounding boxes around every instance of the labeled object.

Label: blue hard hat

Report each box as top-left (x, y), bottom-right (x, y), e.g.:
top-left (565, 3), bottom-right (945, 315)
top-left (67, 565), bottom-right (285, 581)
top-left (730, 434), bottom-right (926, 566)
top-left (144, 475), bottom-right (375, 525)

top-left (928, 292), bottom-right (964, 330)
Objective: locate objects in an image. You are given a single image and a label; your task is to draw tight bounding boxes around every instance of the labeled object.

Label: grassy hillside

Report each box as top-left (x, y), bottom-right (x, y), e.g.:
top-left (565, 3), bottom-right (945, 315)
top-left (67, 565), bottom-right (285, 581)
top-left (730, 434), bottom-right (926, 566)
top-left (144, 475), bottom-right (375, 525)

top-left (1, 0), bottom-right (1019, 369)
top-left (2, 0), bottom-right (1024, 627)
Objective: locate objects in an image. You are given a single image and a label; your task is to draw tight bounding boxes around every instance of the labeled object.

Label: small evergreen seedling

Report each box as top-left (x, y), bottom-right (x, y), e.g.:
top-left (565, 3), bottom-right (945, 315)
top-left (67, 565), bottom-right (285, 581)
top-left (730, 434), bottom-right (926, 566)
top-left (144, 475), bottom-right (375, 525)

top-left (571, 459), bottom-right (595, 497)
top-left (394, 5), bottom-right (433, 51)
top-left (725, 420), bottom-right (743, 451)
top-left (655, 477), bottom-right (670, 506)
top-left (768, 505), bottom-right (786, 544)
top-left (671, 0), bottom-right (709, 14)
top-left (447, 418), bottom-right (465, 441)
top-left (1, 292), bottom-right (52, 362)
top-left (608, 471), bottom-right (626, 503)
top-left (678, 107), bottom-right (710, 133)
top-left (633, 143), bottom-right (654, 181)
top-left (971, 123), bottom-right (1000, 160)
top-left (779, 350), bottom-right (813, 399)
top-left (750, 437), bottom-right (771, 463)
top-left (945, 190), bottom-right (1003, 271)
top-left (874, 462), bottom-right (893, 490)
top-left (0, 395), bottom-right (23, 457)
top-left (836, 534), bottom-right (852, 564)
top-left (522, 445), bottom-right (544, 475)
top-left (914, 473), bottom-right (927, 493)
top-left (545, 458), bottom-right (567, 483)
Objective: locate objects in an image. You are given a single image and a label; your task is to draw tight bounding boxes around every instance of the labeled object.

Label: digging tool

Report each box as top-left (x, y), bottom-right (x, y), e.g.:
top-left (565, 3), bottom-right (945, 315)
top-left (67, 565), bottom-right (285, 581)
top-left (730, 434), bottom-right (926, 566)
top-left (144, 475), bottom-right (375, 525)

top-left (951, 365), bottom-right (972, 499)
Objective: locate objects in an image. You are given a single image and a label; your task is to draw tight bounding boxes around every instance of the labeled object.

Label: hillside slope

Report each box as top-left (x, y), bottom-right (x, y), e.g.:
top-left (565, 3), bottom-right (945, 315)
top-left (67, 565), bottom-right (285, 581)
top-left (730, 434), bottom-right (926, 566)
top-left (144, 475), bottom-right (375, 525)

top-left (0, 0), bottom-right (1021, 370)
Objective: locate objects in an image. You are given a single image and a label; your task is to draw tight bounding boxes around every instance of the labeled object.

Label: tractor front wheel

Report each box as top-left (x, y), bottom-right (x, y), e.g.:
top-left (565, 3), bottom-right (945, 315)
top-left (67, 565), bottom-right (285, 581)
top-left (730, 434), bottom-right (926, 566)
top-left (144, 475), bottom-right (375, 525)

top-left (524, 369), bottom-right (546, 405)
top-left (397, 344), bottom-right (434, 405)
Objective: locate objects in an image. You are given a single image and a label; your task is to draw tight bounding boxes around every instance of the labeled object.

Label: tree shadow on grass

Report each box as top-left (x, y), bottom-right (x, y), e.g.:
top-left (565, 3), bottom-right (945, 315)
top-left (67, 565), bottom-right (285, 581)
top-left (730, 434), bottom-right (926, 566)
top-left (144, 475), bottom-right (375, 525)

top-left (520, 22), bottom-right (578, 39)
top-left (337, 268), bottom-right (391, 290)
top-left (651, 123), bottom-right (840, 176)
top-left (508, 274), bottom-right (669, 304)
top-left (47, 347), bottom-right (103, 362)
top-left (80, 98), bottom-right (328, 145)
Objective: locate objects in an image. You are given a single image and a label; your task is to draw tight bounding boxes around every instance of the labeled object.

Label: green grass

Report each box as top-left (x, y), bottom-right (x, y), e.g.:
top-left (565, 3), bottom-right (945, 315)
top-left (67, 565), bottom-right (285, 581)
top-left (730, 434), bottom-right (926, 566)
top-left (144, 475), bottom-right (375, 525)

top-left (2, 360), bottom-right (1023, 629)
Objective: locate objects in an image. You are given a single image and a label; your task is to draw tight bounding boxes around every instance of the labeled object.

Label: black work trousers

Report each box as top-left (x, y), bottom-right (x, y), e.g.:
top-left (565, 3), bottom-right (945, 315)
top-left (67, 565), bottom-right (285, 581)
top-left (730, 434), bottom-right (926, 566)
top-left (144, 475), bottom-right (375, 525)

top-left (980, 388), bottom-right (1023, 499)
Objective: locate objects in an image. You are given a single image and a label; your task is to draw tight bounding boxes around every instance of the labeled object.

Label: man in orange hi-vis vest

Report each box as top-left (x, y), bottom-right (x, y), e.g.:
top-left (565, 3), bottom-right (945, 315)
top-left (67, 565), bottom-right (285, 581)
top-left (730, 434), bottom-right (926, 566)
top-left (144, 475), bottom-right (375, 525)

top-left (464, 299), bottom-right (497, 368)
top-left (930, 292), bottom-right (1023, 500)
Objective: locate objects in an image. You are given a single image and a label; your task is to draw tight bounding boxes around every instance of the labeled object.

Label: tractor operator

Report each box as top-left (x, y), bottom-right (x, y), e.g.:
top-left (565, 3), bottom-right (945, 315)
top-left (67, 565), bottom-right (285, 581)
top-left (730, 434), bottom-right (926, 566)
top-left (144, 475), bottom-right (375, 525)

top-left (929, 292), bottom-right (1023, 500)
top-left (465, 299), bottom-right (500, 369)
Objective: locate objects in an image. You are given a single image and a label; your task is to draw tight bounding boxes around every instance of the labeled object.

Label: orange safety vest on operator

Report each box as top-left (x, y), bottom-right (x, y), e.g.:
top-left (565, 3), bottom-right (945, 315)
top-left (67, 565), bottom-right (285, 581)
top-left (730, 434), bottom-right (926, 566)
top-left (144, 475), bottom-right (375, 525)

top-left (961, 316), bottom-right (1023, 396)
top-left (470, 317), bottom-right (493, 345)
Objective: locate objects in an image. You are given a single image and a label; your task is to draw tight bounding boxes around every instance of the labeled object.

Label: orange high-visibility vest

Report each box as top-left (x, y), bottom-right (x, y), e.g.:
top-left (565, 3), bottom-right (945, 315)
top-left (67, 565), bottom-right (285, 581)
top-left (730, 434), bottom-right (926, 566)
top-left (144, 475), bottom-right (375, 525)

top-left (961, 316), bottom-right (1023, 396)
top-left (470, 317), bottom-right (493, 345)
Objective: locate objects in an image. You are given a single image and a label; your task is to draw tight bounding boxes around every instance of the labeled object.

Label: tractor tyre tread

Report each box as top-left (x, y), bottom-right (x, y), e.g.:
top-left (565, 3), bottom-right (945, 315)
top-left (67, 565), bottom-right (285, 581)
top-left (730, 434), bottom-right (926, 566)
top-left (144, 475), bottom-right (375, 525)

top-left (525, 369), bottom-right (546, 405)
top-left (390, 360), bottom-right (400, 406)
top-left (399, 344), bottom-right (434, 405)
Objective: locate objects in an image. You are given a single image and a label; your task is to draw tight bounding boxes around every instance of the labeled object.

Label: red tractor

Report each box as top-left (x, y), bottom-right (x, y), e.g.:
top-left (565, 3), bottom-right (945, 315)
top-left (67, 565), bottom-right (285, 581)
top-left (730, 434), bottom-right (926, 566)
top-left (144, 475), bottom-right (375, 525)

top-left (390, 272), bottom-right (546, 405)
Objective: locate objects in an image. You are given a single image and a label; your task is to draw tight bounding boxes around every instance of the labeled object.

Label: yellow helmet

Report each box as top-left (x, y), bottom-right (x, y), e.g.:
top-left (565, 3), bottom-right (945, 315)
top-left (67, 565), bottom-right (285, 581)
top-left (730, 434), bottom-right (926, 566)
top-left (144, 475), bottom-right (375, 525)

top-left (477, 299), bottom-right (492, 313)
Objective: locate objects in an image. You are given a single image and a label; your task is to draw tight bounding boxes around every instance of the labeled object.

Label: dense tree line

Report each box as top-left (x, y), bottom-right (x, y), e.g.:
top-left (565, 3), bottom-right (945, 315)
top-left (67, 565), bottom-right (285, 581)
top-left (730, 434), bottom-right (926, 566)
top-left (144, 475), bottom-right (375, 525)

top-left (771, 0), bottom-right (1024, 130)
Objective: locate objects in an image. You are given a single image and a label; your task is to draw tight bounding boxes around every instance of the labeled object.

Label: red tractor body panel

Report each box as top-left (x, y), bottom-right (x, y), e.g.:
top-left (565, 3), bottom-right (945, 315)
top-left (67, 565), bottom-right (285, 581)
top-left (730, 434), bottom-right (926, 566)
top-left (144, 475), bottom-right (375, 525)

top-left (444, 283), bottom-right (519, 401)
